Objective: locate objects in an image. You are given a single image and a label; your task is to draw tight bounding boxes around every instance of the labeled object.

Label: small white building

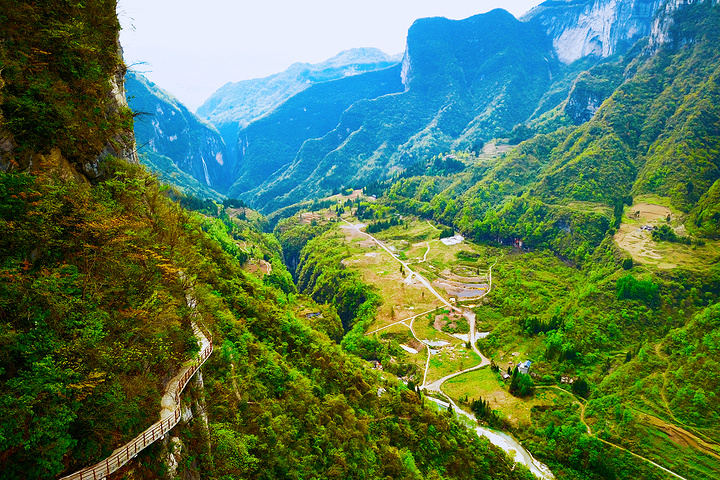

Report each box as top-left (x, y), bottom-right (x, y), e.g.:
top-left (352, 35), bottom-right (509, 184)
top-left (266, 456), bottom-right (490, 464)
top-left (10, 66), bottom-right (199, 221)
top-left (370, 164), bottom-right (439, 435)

top-left (518, 360), bottom-right (532, 375)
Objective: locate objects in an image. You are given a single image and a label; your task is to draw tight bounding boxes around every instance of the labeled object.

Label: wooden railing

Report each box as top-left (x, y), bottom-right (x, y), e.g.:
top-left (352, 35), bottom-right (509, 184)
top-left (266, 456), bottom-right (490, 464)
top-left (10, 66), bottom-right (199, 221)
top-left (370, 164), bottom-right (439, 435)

top-left (58, 333), bottom-right (213, 480)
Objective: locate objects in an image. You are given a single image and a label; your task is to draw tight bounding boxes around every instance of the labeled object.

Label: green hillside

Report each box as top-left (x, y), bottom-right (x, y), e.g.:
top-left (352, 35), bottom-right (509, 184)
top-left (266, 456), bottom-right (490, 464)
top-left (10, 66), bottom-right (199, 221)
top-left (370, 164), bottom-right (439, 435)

top-left (364, 2), bottom-right (720, 264)
top-left (3, 1), bottom-right (720, 479)
top-left (0, 3), bottom-right (535, 480)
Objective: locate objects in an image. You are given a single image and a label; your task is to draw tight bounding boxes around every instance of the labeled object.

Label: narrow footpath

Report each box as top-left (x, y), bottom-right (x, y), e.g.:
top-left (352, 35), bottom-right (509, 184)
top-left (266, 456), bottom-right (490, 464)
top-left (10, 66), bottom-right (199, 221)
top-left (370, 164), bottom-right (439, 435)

top-left (535, 385), bottom-right (689, 480)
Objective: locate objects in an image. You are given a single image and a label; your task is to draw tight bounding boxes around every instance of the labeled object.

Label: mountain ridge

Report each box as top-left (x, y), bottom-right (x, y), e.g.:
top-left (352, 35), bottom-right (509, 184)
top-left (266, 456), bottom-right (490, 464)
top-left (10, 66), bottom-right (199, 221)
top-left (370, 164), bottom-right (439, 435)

top-left (231, 8), bottom-right (559, 212)
top-left (126, 70), bottom-right (231, 197)
top-left (196, 47), bottom-right (401, 163)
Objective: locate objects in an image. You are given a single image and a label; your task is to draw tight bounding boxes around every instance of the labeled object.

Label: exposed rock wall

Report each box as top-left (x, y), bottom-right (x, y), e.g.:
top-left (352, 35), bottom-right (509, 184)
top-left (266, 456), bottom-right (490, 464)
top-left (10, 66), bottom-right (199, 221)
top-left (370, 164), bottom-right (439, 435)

top-left (649, 0), bottom-right (720, 49)
top-left (126, 71), bottom-right (232, 191)
top-left (0, 9), bottom-right (137, 183)
top-left (525, 0), bottom-right (664, 63)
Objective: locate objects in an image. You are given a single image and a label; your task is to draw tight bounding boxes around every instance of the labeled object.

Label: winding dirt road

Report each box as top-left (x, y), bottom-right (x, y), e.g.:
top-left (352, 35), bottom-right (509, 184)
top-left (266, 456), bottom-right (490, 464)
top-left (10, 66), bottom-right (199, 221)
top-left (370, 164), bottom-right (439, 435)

top-left (352, 217), bottom-right (500, 391)
top-left (356, 226), bottom-right (690, 479)
top-left (343, 220), bottom-right (456, 312)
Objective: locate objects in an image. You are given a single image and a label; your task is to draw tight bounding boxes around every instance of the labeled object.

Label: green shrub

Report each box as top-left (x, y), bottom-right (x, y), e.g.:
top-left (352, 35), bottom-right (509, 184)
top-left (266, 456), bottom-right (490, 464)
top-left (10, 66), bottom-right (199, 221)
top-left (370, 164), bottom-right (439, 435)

top-left (616, 274), bottom-right (659, 307)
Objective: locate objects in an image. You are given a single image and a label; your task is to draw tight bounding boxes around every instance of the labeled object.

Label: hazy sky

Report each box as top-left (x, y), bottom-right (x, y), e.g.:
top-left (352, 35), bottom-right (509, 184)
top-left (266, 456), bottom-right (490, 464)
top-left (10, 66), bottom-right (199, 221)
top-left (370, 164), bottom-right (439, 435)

top-left (117, 1), bottom-right (544, 111)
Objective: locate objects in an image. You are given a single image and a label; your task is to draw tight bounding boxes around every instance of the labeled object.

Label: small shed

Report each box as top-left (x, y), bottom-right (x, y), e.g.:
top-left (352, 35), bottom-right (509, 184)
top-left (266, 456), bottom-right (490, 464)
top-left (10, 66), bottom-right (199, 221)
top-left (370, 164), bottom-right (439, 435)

top-left (518, 360), bottom-right (532, 375)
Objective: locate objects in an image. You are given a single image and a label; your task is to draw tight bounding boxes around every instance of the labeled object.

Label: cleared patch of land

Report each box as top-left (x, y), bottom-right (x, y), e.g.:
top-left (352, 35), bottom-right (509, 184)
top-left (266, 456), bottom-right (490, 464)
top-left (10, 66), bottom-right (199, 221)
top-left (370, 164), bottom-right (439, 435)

top-left (614, 201), bottom-right (720, 270)
top-left (244, 259), bottom-right (271, 277)
top-left (443, 368), bottom-right (571, 427)
top-left (426, 344), bottom-right (482, 383)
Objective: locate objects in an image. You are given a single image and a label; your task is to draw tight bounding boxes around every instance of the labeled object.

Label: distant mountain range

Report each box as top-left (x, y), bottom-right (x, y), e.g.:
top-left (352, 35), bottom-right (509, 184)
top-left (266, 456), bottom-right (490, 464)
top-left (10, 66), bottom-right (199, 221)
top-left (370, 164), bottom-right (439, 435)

top-left (196, 48), bottom-right (401, 162)
top-left (135, 0), bottom-right (720, 227)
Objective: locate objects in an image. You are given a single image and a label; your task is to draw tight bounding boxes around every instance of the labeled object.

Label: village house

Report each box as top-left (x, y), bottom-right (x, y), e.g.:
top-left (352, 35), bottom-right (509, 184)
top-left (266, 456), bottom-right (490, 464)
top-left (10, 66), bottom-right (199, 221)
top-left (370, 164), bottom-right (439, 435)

top-left (518, 360), bottom-right (532, 375)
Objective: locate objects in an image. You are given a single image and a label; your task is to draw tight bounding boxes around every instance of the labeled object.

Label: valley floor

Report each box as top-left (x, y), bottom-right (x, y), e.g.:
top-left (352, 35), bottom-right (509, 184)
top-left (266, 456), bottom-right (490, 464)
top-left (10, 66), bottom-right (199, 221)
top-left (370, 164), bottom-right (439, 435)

top-left (327, 213), bottom-right (716, 480)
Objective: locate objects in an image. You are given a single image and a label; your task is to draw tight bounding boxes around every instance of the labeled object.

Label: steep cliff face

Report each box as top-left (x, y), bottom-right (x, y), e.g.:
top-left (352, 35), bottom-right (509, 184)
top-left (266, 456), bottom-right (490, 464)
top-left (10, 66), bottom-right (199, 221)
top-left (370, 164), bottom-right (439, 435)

top-left (649, 0), bottom-right (720, 49)
top-left (524, 0), bottom-right (664, 63)
top-left (564, 61), bottom-right (625, 124)
top-left (0, 2), bottom-right (136, 182)
top-left (126, 71), bottom-right (231, 193)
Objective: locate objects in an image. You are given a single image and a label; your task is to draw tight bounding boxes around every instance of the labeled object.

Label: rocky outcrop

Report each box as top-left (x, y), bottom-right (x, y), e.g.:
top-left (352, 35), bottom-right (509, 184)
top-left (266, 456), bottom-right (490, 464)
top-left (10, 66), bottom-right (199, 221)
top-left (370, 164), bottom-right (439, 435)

top-left (566, 87), bottom-right (604, 123)
top-left (564, 61), bottom-right (625, 124)
top-left (524, 0), bottom-right (664, 63)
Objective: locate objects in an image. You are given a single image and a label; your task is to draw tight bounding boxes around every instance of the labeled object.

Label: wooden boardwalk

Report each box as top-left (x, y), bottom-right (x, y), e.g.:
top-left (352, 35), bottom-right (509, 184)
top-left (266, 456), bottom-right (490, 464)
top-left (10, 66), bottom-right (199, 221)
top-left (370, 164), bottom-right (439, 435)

top-left (58, 323), bottom-right (213, 480)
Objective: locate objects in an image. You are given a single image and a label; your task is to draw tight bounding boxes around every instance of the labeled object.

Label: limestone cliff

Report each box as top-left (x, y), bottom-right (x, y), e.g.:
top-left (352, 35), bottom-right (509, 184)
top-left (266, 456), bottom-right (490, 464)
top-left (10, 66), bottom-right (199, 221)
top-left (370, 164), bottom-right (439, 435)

top-left (0, 3), bottom-right (137, 183)
top-left (126, 71), bottom-right (231, 193)
top-left (524, 0), bottom-right (664, 63)
top-left (649, 0), bottom-right (720, 49)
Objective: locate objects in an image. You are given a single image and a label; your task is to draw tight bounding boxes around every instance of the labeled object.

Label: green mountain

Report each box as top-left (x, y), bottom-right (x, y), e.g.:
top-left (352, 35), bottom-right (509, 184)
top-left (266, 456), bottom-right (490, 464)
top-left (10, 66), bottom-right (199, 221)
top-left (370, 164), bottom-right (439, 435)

top-left (196, 48), bottom-right (401, 162)
top-left (220, 1), bottom-right (714, 215)
top-left (4, 1), bottom-right (720, 479)
top-left (226, 64), bottom-right (405, 197)
top-left (233, 9), bottom-right (560, 212)
top-left (0, 4), bottom-right (532, 480)
top-left (438, 0), bottom-right (720, 259)
top-left (259, 5), bottom-right (720, 479)
top-left (125, 71), bottom-right (230, 199)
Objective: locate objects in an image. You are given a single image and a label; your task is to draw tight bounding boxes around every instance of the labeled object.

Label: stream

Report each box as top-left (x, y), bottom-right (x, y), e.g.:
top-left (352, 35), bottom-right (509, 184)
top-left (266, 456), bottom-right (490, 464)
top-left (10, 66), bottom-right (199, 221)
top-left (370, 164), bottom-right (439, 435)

top-left (426, 397), bottom-right (554, 479)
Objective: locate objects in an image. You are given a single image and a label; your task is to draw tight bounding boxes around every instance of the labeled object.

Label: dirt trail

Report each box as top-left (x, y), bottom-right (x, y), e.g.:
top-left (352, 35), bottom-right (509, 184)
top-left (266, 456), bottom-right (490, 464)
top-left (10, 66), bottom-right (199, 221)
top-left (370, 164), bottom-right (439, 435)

top-left (652, 344), bottom-right (720, 454)
top-left (641, 413), bottom-right (720, 461)
top-left (342, 219), bottom-right (456, 312)
top-left (595, 437), bottom-right (687, 480)
top-left (365, 308), bottom-right (438, 336)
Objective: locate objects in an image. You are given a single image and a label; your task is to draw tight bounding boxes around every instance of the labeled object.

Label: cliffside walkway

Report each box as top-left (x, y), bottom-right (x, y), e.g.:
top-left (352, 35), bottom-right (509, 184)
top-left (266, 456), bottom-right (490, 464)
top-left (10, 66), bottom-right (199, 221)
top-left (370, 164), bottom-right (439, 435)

top-left (58, 315), bottom-right (213, 480)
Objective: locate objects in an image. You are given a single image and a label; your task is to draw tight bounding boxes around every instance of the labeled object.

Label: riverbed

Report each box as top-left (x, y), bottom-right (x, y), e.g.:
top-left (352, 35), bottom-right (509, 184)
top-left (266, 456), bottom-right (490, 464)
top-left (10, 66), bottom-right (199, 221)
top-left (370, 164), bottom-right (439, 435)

top-left (426, 397), bottom-right (554, 479)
